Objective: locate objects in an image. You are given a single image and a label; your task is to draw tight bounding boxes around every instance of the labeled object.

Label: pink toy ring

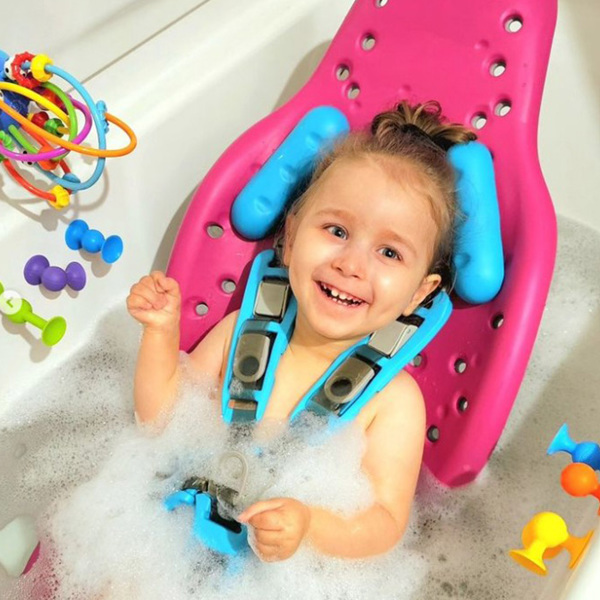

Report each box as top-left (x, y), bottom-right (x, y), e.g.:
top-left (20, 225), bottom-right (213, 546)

top-left (0, 98), bottom-right (92, 162)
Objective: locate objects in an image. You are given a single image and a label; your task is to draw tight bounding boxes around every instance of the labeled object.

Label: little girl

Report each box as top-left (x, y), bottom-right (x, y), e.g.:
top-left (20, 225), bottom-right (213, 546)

top-left (127, 100), bottom-right (475, 562)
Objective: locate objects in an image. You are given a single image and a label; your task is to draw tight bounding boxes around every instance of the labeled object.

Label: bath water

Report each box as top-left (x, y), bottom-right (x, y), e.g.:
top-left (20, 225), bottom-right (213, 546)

top-left (0, 216), bottom-right (598, 599)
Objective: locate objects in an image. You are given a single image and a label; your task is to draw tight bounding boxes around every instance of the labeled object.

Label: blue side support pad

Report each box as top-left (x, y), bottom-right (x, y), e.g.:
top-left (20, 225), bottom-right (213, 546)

top-left (165, 490), bottom-right (249, 555)
top-left (231, 106), bottom-right (350, 240)
top-left (289, 290), bottom-right (453, 424)
top-left (222, 250), bottom-right (298, 423)
top-left (449, 142), bottom-right (504, 304)
top-left (336, 292), bottom-right (453, 422)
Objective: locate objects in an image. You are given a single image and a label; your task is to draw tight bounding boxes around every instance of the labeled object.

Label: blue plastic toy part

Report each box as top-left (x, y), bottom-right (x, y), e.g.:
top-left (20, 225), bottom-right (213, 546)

top-left (221, 249), bottom-right (453, 426)
top-left (231, 106), bottom-right (350, 240)
top-left (164, 489), bottom-right (248, 555)
top-left (0, 82), bottom-right (30, 134)
top-left (547, 423), bottom-right (600, 471)
top-left (449, 142), bottom-right (504, 304)
top-left (65, 219), bottom-right (123, 264)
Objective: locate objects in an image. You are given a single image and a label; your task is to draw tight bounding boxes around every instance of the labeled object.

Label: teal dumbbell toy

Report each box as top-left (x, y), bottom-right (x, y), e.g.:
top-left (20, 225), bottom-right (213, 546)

top-left (0, 281), bottom-right (66, 346)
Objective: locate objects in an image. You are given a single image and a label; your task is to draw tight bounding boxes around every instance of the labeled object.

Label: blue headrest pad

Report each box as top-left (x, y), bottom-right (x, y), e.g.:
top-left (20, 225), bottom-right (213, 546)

top-left (231, 106), bottom-right (504, 304)
top-left (449, 142), bottom-right (504, 304)
top-left (231, 106), bottom-right (350, 240)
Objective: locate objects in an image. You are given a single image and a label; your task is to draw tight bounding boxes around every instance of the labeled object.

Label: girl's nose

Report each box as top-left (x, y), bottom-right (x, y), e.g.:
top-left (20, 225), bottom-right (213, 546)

top-left (331, 246), bottom-right (367, 279)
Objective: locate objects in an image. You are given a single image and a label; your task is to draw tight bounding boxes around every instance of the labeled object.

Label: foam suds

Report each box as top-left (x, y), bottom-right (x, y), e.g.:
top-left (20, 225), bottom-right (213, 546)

top-left (0, 216), bottom-right (599, 599)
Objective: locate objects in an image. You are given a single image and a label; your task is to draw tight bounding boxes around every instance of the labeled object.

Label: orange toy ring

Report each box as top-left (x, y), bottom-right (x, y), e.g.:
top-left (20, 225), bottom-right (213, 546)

top-left (2, 162), bottom-right (70, 209)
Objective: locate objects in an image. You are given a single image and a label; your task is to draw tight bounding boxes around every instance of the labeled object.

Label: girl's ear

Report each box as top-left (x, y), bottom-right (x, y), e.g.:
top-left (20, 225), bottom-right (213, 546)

top-left (402, 274), bottom-right (442, 316)
top-left (282, 213), bottom-right (297, 267)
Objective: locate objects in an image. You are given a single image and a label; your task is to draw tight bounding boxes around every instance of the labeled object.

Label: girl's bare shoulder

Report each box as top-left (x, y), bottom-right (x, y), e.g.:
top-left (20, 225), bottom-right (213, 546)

top-left (188, 309), bottom-right (240, 381)
top-left (358, 369), bottom-right (426, 431)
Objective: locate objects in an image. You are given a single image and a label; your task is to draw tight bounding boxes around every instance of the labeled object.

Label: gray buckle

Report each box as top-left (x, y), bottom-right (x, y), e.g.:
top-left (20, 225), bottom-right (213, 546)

top-left (232, 332), bottom-right (271, 383)
top-left (368, 319), bottom-right (419, 357)
top-left (254, 278), bottom-right (290, 321)
top-left (323, 356), bottom-right (376, 407)
top-left (182, 451), bottom-right (249, 510)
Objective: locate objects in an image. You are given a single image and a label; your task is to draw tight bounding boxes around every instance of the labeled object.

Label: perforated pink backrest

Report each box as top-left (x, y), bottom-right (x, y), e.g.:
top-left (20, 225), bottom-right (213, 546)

top-left (168, 0), bottom-right (558, 487)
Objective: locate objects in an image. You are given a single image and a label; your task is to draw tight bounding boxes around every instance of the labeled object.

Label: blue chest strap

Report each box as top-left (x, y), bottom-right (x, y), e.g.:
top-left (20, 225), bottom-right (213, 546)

top-left (221, 249), bottom-right (453, 425)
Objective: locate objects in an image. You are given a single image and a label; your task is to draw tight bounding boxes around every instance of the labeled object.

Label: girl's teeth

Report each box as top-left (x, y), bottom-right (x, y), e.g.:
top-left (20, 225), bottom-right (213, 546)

top-left (329, 287), bottom-right (351, 301)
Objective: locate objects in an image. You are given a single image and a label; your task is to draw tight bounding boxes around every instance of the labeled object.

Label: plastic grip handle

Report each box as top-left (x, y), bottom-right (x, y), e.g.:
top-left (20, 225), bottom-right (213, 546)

top-left (449, 142), bottom-right (504, 304)
top-left (231, 106), bottom-right (350, 240)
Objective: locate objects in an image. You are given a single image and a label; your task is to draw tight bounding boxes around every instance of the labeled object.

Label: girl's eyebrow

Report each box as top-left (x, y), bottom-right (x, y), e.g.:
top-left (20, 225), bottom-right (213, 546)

top-left (314, 207), bottom-right (417, 257)
top-left (314, 207), bottom-right (356, 222)
top-left (382, 228), bottom-right (417, 258)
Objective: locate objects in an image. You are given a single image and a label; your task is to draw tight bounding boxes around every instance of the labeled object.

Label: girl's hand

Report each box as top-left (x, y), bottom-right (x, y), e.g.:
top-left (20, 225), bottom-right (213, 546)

top-left (126, 271), bottom-right (181, 332)
top-left (237, 498), bottom-right (311, 562)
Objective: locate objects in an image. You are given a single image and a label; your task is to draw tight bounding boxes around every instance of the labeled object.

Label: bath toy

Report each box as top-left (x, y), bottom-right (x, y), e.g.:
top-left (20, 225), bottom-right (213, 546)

top-left (65, 219), bottom-right (123, 264)
top-left (24, 254), bottom-right (86, 292)
top-left (547, 423), bottom-right (600, 470)
top-left (509, 512), bottom-right (594, 576)
top-left (0, 515), bottom-right (39, 578)
top-left (0, 49), bottom-right (136, 207)
top-left (561, 463), bottom-right (600, 513)
top-left (0, 281), bottom-right (66, 345)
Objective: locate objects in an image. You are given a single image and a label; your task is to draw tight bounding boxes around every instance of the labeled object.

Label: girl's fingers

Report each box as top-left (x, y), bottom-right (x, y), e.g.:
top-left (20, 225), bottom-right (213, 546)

top-left (252, 528), bottom-right (283, 546)
top-left (160, 277), bottom-right (180, 296)
top-left (127, 294), bottom-right (152, 311)
top-left (130, 285), bottom-right (162, 308)
top-left (238, 499), bottom-right (285, 524)
top-left (152, 272), bottom-right (180, 297)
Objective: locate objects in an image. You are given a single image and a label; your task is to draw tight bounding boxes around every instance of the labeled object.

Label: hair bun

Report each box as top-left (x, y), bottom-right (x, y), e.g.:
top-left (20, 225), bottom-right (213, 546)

top-left (372, 100), bottom-right (476, 153)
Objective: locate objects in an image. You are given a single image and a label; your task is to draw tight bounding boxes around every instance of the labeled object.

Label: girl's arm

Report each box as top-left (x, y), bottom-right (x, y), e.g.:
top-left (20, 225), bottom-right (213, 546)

top-left (127, 272), bottom-right (182, 422)
top-left (238, 371), bottom-right (426, 560)
top-left (305, 371), bottom-right (426, 558)
top-left (127, 272), bottom-right (236, 423)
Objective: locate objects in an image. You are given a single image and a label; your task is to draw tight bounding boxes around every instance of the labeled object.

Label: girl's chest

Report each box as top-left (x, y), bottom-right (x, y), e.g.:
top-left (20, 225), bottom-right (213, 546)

top-left (261, 356), bottom-right (376, 431)
top-left (220, 341), bottom-right (377, 430)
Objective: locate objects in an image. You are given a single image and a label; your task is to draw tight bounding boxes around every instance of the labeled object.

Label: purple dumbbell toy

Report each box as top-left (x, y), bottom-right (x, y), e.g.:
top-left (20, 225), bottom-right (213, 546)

top-left (24, 255), bottom-right (86, 292)
top-left (65, 219), bottom-right (123, 264)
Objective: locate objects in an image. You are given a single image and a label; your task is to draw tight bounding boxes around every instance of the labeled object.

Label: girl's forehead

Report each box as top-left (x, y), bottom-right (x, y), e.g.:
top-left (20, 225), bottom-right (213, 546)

top-left (306, 156), bottom-right (434, 222)
top-left (296, 155), bottom-right (440, 261)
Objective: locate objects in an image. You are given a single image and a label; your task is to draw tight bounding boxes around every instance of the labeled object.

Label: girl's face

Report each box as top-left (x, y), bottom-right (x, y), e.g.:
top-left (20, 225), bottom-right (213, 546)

top-left (283, 155), bottom-right (442, 345)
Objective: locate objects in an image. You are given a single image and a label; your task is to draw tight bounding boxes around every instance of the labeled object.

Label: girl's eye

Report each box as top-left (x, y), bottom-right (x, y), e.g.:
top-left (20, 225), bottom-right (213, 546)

top-left (325, 225), bottom-right (347, 239)
top-left (380, 247), bottom-right (402, 261)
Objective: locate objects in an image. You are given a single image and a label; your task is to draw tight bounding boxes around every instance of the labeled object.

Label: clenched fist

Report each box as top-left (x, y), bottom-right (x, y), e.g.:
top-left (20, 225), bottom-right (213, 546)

top-left (127, 271), bottom-right (181, 332)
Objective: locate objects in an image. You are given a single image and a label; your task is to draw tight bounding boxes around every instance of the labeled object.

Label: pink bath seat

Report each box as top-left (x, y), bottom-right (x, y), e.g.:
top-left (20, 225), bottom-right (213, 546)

top-left (168, 0), bottom-right (558, 487)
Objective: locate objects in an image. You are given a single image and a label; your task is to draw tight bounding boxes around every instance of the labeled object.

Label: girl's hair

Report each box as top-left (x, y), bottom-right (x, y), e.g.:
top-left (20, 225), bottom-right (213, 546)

top-left (274, 100), bottom-right (476, 292)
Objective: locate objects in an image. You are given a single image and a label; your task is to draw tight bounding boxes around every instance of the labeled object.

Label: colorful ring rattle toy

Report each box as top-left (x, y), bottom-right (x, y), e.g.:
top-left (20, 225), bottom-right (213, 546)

top-left (0, 49), bottom-right (136, 209)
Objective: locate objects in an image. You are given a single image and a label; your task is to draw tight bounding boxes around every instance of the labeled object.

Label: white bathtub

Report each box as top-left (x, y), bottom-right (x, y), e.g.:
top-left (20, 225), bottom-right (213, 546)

top-left (1, 0), bottom-right (599, 598)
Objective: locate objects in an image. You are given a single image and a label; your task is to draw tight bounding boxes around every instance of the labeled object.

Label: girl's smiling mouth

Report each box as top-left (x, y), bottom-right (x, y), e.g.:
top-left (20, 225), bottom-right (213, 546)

top-left (316, 281), bottom-right (367, 308)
